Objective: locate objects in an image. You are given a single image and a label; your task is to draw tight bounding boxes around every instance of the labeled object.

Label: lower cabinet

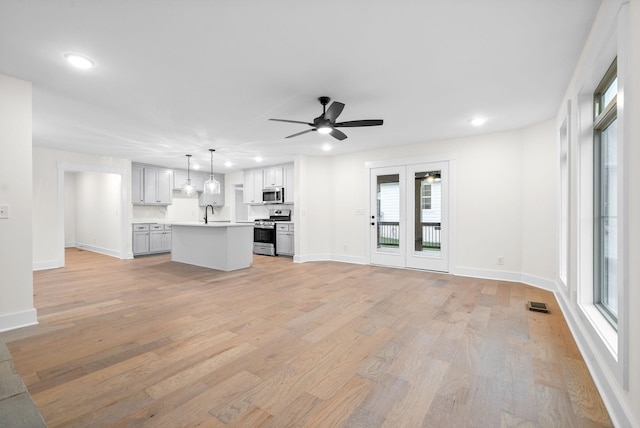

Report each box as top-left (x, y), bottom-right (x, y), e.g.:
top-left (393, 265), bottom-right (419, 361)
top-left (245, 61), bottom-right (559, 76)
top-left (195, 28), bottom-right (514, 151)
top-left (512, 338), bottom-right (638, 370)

top-left (276, 223), bottom-right (294, 256)
top-left (133, 223), bottom-right (171, 256)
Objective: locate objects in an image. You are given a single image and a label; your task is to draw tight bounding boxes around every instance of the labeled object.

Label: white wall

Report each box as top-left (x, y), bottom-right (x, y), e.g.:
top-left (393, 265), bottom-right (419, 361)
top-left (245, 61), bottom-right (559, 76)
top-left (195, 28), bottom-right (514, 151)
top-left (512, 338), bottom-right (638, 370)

top-left (0, 74), bottom-right (36, 332)
top-left (299, 124), bottom-right (554, 285)
top-left (32, 147), bottom-right (132, 269)
top-left (521, 120), bottom-right (557, 282)
top-left (551, 1), bottom-right (640, 427)
top-left (74, 172), bottom-right (122, 256)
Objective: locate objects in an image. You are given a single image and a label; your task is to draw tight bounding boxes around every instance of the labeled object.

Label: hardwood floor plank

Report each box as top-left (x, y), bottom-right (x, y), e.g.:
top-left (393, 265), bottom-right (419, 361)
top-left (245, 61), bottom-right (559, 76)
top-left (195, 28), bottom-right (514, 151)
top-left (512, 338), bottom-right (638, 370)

top-left (0, 249), bottom-right (613, 427)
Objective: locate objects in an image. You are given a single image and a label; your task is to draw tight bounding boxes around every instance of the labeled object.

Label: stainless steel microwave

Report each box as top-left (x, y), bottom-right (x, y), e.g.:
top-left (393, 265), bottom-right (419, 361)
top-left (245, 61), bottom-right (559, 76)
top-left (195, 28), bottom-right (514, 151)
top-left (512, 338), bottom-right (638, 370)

top-left (262, 187), bottom-right (284, 204)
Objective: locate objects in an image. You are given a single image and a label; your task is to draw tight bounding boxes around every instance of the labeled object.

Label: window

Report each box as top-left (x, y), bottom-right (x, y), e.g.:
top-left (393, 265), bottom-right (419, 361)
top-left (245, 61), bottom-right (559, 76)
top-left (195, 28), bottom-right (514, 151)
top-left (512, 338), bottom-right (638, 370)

top-left (421, 183), bottom-right (432, 210)
top-left (593, 59), bottom-right (618, 327)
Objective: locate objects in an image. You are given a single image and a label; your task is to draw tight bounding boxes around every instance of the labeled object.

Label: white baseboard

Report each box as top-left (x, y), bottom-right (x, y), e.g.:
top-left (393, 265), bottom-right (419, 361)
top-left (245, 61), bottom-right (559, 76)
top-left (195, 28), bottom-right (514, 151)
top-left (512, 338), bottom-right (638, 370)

top-left (329, 254), bottom-right (368, 265)
top-left (75, 243), bottom-right (121, 259)
top-left (554, 288), bottom-right (638, 428)
top-left (33, 260), bottom-right (62, 271)
top-left (451, 266), bottom-right (558, 292)
top-left (0, 308), bottom-right (38, 333)
top-left (293, 253), bottom-right (332, 263)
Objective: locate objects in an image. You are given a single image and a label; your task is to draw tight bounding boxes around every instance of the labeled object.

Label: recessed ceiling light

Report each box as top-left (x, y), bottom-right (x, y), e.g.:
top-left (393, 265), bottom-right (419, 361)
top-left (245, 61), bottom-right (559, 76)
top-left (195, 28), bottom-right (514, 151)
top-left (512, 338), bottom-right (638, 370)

top-left (192, 163), bottom-right (200, 170)
top-left (63, 52), bottom-right (96, 69)
top-left (255, 156), bottom-right (263, 162)
top-left (322, 144), bottom-right (332, 151)
top-left (470, 117), bottom-right (487, 126)
top-left (224, 161), bottom-right (232, 168)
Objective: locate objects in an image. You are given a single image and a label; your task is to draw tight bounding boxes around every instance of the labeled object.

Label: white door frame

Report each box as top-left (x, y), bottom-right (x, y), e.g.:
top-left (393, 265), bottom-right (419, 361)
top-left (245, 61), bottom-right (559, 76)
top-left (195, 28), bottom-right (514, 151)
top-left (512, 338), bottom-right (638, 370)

top-left (365, 153), bottom-right (456, 272)
top-left (56, 162), bottom-right (131, 268)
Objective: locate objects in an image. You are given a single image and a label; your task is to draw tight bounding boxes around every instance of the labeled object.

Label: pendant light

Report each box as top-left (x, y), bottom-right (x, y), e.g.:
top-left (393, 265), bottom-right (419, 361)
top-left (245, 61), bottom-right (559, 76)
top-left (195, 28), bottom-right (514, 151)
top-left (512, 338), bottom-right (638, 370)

top-left (204, 149), bottom-right (221, 195)
top-left (182, 154), bottom-right (196, 196)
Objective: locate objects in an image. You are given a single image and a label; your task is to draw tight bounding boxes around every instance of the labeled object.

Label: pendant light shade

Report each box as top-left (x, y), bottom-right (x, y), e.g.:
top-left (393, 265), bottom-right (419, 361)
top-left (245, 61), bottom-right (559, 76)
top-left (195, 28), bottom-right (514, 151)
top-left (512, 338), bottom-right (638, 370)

top-left (182, 154), bottom-right (196, 196)
top-left (204, 149), bottom-right (221, 195)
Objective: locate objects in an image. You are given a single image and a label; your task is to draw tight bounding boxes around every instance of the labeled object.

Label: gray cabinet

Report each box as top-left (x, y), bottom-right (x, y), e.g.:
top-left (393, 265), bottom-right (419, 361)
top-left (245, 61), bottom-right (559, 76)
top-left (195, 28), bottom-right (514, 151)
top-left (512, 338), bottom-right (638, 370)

top-left (276, 223), bottom-right (294, 256)
top-left (132, 164), bottom-right (172, 205)
top-left (149, 224), bottom-right (171, 253)
top-left (144, 168), bottom-right (172, 204)
top-left (133, 224), bottom-right (150, 255)
top-left (173, 169), bottom-right (205, 192)
top-left (133, 223), bottom-right (171, 256)
top-left (132, 165), bottom-right (144, 204)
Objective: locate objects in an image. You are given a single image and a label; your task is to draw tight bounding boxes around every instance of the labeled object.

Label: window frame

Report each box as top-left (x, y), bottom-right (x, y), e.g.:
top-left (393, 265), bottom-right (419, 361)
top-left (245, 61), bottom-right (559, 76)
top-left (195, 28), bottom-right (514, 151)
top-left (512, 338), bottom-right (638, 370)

top-left (592, 59), bottom-right (618, 328)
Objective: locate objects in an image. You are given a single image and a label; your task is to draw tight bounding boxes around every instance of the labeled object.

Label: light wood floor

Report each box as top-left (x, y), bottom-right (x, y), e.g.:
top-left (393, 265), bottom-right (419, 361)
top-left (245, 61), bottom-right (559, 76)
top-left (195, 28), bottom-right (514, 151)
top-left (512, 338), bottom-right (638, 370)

top-left (0, 248), bottom-right (612, 427)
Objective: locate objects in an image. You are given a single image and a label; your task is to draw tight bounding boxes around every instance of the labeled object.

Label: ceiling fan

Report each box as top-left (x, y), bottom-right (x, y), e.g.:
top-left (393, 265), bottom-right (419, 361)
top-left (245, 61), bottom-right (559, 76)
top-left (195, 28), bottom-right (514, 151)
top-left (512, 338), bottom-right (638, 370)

top-left (269, 96), bottom-right (383, 141)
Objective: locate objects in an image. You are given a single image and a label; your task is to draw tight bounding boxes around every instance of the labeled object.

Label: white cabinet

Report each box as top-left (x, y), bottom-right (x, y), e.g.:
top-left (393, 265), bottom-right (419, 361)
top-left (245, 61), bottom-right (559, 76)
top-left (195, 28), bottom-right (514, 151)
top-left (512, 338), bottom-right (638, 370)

top-left (244, 164), bottom-right (294, 205)
top-left (243, 170), bottom-right (263, 204)
top-left (133, 223), bottom-right (171, 256)
top-left (198, 173), bottom-right (225, 207)
top-left (284, 165), bottom-right (294, 204)
top-left (263, 166), bottom-right (283, 188)
top-left (133, 164), bottom-right (172, 205)
top-left (276, 223), bottom-right (294, 256)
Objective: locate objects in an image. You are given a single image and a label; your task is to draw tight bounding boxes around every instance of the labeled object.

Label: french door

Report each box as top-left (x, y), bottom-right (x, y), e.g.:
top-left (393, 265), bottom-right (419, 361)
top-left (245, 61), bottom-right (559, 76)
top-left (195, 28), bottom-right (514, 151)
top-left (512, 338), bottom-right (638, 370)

top-left (369, 161), bottom-right (449, 272)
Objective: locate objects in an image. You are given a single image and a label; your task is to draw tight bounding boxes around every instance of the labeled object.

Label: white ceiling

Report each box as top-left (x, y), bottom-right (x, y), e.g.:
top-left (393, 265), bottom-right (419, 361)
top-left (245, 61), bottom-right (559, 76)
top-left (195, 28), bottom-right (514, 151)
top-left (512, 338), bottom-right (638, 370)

top-left (0, 0), bottom-right (601, 172)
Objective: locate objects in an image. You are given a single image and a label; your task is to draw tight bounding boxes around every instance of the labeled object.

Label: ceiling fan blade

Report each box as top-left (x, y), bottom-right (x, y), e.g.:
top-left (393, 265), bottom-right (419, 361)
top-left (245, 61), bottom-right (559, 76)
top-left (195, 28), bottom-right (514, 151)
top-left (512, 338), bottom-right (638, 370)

top-left (324, 101), bottom-right (345, 122)
top-left (285, 129), bottom-right (316, 139)
top-left (269, 118), bottom-right (314, 126)
top-left (330, 128), bottom-right (348, 140)
top-left (334, 119), bottom-right (384, 127)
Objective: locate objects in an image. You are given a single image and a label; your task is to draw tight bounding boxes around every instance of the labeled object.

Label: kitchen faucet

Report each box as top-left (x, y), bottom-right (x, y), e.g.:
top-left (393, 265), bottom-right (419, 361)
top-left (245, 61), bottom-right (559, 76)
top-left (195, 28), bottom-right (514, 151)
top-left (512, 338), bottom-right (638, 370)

top-left (204, 205), bottom-right (214, 224)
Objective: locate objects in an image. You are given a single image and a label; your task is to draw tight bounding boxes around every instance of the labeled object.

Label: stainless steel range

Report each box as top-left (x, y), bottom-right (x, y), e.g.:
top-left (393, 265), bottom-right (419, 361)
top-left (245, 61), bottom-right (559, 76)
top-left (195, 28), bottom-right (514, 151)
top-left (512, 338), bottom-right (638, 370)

top-left (253, 209), bottom-right (291, 256)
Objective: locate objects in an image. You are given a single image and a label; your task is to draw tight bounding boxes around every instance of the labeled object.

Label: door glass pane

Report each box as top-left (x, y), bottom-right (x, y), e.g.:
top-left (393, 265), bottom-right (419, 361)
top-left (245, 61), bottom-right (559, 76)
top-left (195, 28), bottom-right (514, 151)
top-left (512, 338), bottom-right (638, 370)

top-left (377, 174), bottom-right (400, 253)
top-left (414, 171), bottom-right (441, 256)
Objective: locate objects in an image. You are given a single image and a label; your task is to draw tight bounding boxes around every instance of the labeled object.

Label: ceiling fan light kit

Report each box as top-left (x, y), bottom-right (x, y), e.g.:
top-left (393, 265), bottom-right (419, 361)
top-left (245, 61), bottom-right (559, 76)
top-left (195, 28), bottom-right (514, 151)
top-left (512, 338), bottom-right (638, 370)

top-left (269, 96), bottom-right (383, 141)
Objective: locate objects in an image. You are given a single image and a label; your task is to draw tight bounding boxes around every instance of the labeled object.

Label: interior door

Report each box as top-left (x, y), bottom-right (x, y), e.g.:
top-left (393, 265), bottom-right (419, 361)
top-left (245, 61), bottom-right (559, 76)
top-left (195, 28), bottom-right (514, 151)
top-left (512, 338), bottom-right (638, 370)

top-left (370, 166), bottom-right (405, 267)
top-left (406, 162), bottom-right (449, 272)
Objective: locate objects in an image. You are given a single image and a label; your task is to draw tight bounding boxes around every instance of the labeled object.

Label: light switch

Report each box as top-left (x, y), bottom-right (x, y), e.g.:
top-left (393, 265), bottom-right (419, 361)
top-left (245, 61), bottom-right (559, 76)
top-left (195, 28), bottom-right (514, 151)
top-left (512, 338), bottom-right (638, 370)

top-left (0, 205), bottom-right (8, 219)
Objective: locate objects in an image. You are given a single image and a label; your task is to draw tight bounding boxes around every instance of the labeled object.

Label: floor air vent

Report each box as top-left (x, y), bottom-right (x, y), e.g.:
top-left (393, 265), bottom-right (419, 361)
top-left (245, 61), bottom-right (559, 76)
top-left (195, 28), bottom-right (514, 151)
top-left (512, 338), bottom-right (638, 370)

top-left (527, 301), bottom-right (549, 313)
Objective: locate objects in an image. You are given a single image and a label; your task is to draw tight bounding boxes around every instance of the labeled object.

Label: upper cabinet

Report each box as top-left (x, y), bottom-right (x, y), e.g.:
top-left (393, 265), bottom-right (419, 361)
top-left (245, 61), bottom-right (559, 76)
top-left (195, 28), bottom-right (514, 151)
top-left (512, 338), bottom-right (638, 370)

top-left (198, 173), bottom-right (225, 207)
top-left (173, 168), bottom-right (225, 206)
top-left (263, 166), bottom-right (283, 188)
top-left (132, 164), bottom-right (172, 205)
top-left (132, 165), bottom-right (144, 204)
top-left (243, 169), bottom-right (263, 204)
top-left (173, 169), bottom-right (206, 193)
top-left (244, 163), bottom-right (293, 205)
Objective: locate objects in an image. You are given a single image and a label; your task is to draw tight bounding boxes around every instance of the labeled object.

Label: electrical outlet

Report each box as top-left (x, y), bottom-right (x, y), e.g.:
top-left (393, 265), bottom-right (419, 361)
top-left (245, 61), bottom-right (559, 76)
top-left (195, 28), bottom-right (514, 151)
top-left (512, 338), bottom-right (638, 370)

top-left (0, 204), bottom-right (8, 219)
top-left (497, 256), bottom-right (504, 265)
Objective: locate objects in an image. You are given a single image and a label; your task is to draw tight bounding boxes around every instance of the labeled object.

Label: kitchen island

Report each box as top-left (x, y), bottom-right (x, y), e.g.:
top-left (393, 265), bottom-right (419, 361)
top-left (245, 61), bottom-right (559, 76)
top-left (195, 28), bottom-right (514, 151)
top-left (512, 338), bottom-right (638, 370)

top-left (170, 222), bottom-right (253, 271)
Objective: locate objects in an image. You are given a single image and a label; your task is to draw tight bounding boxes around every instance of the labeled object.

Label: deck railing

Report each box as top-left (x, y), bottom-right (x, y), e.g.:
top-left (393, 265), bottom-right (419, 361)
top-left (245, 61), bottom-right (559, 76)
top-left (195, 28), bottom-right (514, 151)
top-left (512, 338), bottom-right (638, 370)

top-left (377, 221), bottom-right (441, 249)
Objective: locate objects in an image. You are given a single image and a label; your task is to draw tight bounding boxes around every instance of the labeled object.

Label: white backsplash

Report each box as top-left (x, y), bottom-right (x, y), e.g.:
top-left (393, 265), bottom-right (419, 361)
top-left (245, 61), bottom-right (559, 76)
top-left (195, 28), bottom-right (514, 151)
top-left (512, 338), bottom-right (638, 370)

top-left (248, 204), bottom-right (294, 221)
top-left (133, 192), bottom-right (228, 223)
